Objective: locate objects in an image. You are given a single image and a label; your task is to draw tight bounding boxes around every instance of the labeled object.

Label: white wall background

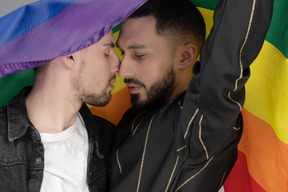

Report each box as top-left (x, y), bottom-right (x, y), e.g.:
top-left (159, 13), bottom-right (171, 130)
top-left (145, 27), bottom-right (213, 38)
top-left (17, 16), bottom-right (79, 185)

top-left (219, 186), bottom-right (225, 192)
top-left (0, 0), bottom-right (39, 17)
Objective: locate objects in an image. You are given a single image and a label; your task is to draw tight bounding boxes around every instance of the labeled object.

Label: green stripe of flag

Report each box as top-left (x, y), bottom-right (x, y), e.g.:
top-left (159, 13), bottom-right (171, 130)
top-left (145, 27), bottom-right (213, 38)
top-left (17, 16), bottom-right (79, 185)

top-left (190, 0), bottom-right (218, 10)
top-left (266, 0), bottom-right (288, 58)
top-left (0, 69), bottom-right (35, 106)
top-left (191, 0), bottom-right (288, 59)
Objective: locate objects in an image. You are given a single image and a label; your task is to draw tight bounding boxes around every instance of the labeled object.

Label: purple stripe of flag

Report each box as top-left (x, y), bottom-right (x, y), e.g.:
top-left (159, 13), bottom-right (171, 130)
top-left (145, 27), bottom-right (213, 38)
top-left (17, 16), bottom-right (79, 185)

top-left (0, 0), bottom-right (147, 77)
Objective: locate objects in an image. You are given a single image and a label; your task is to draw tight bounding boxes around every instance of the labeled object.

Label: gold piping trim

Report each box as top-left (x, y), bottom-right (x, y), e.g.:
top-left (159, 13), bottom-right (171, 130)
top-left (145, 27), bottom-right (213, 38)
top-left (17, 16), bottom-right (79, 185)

top-left (175, 156), bottom-right (215, 191)
top-left (199, 115), bottom-right (209, 160)
top-left (116, 148), bottom-right (122, 174)
top-left (184, 109), bottom-right (199, 139)
top-left (136, 114), bottom-right (156, 192)
top-left (177, 145), bottom-right (187, 152)
top-left (132, 118), bottom-right (144, 136)
top-left (233, 126), bottom-right (241, 131)
top-left (228, 92), bottom-right (242, 111)
top-left (228, 0), bottom-right (256, 111)
top-left (131, 113), bottom-right (142, 134)
top-left (218, 169), bottom-right (227, 190)
top-left (165, 156), bottom-right (180, 192)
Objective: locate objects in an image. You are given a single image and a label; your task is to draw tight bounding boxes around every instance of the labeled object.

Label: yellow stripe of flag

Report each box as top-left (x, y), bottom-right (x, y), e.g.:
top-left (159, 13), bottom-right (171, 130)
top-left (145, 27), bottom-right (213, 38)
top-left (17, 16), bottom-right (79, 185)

top-left (245, 41), bottom-right (288, 144)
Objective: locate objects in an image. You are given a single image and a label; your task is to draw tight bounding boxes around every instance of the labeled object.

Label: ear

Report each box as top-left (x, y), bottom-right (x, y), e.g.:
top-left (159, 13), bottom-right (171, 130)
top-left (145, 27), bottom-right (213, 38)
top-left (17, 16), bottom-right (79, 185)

top-left (179, 43), bottom-right (197, 69)
top-left (60, 52), bottom-right (81, 70)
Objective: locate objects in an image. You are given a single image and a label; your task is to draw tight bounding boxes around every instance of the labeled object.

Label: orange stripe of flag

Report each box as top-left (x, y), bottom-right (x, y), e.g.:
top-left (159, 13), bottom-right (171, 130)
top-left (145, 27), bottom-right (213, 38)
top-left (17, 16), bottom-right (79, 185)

top-left (90, 87), bottom-right (131, 125)
top-left (237, 108), bottom-right (288, 192)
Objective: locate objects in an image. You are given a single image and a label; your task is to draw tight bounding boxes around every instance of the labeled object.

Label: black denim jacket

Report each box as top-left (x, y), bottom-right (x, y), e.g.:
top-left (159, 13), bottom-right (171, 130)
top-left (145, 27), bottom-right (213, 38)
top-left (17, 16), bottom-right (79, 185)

top-left (0, 87), bottom-right (115, 192)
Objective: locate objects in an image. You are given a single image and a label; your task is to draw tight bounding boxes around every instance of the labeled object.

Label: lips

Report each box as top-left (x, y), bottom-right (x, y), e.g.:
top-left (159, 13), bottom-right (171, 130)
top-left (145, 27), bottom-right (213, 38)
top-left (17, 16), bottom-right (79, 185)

top-left (123, 78), bottom-right (145, 94)
top-left (108, 76), bottom-right (116, 90)
top-left (110, 77), bottom-right (116, 84)
top-left (126, 83), bottom-right (141, 94)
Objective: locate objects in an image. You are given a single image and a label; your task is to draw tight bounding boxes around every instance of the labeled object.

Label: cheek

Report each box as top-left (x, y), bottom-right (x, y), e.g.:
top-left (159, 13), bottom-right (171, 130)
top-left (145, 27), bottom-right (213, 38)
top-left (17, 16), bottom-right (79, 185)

top-left (91, 56), bottom-right (111, 73)
top-left (99, 64), bottom-right (113, 84)
top-left (141, 60), bottom-right (166, 79)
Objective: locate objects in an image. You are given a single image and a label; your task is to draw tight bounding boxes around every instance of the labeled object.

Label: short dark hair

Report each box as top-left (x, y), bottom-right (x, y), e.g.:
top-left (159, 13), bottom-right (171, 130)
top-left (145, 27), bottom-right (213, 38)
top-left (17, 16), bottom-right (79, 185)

top-left (129, 0), bottom-right (206, 54)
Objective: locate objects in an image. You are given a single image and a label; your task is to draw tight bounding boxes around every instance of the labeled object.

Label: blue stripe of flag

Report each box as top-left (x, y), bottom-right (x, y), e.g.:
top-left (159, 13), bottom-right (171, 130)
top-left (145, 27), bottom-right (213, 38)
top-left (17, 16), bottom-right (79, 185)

top-left (0, 0), bottom-right (77, 46)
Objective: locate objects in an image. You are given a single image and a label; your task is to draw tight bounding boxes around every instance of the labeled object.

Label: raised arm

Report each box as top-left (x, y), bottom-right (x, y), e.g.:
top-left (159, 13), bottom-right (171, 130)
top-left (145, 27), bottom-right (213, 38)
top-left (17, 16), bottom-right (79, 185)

top-left (180, 0), bottom-right (274, 164)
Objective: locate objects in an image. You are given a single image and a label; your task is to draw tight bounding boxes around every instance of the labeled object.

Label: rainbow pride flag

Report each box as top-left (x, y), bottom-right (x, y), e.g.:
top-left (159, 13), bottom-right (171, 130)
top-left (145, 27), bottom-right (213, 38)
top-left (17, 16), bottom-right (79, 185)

top-left (194, 0), bottom-right (287, 191)
top-left (0, 0), bottom-right (147, 77)
top-left (194, 0), bottom-right (288, 191)
top-left (0, 0), bottom-right (287, 191)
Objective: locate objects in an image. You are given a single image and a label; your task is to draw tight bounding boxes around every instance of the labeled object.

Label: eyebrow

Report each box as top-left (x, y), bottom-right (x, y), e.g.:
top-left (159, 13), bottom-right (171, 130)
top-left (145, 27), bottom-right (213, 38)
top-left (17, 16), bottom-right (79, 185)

top-left (128, 44), bottom-right (147, 49)
top-left (103, 42), bottom-right (116, 48)
top-left (116, 43), bottom-right (147, 50)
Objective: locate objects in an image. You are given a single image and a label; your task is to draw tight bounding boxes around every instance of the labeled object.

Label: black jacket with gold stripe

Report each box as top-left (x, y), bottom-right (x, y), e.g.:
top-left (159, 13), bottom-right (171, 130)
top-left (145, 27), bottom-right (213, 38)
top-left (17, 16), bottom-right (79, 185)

top-left (108, 0), bottom-right (274, 191)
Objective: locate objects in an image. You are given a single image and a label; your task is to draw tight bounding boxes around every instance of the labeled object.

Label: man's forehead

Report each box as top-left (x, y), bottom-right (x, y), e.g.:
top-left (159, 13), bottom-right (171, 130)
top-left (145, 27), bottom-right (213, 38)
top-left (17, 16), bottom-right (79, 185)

top-left (121, 16), bottom-right (156, 34)
top-left (118, 17), bottom-right (157, 48)
top-left (99, 32), bottom-right (115, 44)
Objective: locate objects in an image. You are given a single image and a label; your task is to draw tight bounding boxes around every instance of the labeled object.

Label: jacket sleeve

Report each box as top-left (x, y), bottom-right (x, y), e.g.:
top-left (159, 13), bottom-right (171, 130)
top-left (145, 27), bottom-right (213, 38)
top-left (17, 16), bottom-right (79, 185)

top-left (179, 0), bottom-right (274, 164)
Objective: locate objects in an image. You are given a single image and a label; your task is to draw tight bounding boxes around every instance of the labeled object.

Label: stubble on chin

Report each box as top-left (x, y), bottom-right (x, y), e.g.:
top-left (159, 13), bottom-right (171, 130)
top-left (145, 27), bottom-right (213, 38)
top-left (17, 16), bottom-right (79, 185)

top-left (83, 90), bottom-right (111, 107)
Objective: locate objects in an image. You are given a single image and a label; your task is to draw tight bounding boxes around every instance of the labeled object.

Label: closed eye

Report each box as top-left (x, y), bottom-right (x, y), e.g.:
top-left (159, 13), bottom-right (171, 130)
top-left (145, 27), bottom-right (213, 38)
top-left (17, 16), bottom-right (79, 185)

top-left (136, 54), bottom-right (145, 57)
top-left (135, 53), bottom-right (146, 59)
top-left (105, 53), bottom-right (110, 57)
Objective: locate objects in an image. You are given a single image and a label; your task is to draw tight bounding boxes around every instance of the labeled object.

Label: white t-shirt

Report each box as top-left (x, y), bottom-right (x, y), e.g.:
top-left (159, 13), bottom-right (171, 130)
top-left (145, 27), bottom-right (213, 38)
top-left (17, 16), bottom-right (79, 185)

top-left (40, 113), bottom-right (89, 192)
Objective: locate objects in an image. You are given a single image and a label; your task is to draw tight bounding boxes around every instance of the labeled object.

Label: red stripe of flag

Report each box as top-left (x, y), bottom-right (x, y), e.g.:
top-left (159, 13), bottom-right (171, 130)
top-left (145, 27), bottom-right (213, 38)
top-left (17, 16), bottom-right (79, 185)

top-left (224, 151), bottom-right (265, 192)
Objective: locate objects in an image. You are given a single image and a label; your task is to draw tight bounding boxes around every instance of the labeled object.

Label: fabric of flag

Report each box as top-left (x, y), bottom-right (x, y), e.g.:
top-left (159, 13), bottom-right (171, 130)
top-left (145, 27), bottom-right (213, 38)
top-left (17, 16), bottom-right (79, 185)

top-left (0, 0), bottom-right (287, 191)
top-left (191, 0), bottom-right (287, 192)
top-left (0, 0), bottom-right (147, 78)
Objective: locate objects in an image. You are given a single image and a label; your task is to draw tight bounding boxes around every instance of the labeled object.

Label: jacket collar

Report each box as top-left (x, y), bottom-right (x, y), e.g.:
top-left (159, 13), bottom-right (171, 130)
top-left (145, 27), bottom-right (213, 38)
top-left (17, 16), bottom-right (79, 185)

top-left (79, 104), bottom-right (98, 142)
top-left (6, 87), bottom-right (93, 142)
top-left (6, 87), bottom-right (102, 155)
top-left (7, 87), bottom-right (33, 141)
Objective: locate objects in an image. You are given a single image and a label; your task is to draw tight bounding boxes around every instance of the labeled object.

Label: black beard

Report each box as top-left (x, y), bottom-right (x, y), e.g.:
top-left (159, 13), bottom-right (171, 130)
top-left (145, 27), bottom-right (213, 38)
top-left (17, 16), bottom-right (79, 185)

top-left (126, 64), bottom-right (176, 110)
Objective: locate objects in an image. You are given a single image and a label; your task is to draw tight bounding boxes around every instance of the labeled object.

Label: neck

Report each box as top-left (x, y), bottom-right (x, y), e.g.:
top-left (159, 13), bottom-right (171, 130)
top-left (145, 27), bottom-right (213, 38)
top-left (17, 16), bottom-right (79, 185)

top-left (170, 67), bottom-right (193, 99)
top-left (26, 75), bottom-right (82, 133)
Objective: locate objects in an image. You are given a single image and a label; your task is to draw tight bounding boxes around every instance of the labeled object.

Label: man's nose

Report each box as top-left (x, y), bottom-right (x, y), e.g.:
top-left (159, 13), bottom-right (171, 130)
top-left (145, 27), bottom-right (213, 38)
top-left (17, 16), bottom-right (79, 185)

top-left (118, 56), bottom-right (135, 79)
top-left (111, 51), bottom-right (120, 74)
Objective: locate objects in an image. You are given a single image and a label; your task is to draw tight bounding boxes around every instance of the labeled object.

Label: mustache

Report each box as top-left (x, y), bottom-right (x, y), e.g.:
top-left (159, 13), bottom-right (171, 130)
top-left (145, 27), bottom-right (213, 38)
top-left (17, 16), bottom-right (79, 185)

top-left (124, 78), bottom-right (145, 88)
